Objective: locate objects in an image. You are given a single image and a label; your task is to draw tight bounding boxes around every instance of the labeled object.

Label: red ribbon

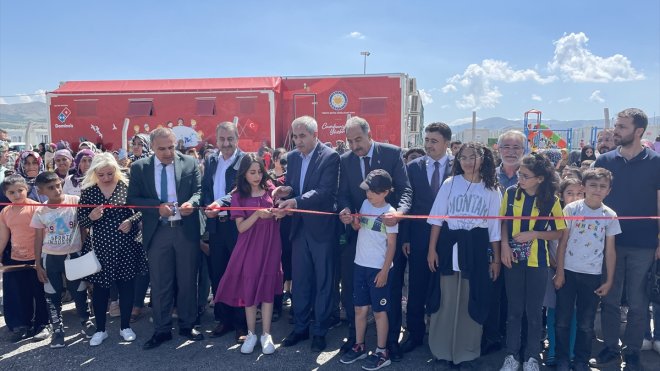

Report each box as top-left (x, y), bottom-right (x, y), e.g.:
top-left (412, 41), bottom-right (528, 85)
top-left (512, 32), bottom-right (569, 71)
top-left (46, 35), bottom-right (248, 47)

top-left (1, 202), bottom-right (658, 221)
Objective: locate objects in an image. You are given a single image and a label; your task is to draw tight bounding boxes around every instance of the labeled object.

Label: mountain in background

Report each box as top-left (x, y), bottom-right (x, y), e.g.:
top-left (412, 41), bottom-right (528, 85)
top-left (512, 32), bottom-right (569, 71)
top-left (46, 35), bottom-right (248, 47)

top-left (0, 102), bottom-right (48, 123)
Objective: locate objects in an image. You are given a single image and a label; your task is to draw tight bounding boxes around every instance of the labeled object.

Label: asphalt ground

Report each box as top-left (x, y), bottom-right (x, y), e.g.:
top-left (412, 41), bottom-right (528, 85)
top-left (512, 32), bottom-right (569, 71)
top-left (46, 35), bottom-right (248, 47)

top-left (1, 301), bottom-right (659, 371)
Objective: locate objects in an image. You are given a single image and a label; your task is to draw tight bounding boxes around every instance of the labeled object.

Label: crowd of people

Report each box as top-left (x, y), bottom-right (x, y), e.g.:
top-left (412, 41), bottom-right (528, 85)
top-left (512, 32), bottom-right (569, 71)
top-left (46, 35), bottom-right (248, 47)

top-left (0, 108), bottom-right (659, 371)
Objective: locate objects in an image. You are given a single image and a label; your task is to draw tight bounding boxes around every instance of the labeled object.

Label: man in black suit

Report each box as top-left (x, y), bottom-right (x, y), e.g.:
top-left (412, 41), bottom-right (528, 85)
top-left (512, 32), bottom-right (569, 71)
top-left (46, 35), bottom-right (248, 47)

top-left (337, 116), bottom-right (412, 360)
top-left (127, 128), bottom-right (204, 349)
top-left (200, 121), bottom-right (247, 342)
top-left (274, 116), bottom-right (340, 352)
top-left (399, 122), bottom-right (453, 353)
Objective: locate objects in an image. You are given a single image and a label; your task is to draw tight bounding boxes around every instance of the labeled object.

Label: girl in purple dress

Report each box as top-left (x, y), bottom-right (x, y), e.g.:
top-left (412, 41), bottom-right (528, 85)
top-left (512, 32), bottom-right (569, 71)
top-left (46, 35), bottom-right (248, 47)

top-left (214, 153), bottom-right (283, 355)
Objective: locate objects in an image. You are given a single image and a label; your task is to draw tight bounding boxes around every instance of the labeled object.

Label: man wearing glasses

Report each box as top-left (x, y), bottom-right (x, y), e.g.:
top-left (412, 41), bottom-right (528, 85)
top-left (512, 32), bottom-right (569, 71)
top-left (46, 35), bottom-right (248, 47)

top-left (482, 130), bottom-right (526, 355)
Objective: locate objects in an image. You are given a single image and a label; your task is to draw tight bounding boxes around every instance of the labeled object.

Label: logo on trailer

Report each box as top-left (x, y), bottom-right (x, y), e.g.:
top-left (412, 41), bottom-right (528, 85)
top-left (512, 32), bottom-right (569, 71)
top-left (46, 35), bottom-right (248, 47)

top-left (329, 91), bottom-right (348, 111)
top-left (58, 107), bottom-right (72, 123)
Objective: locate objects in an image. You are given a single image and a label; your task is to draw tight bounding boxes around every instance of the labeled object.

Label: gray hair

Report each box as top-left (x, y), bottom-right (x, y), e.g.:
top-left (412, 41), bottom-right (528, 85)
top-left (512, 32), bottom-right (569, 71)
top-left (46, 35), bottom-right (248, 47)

top-left (497, 130), bottom-right (526, 147)
top-left (216, 121), bottom-right (239, 139)
top-left (345, 116), bottom-right (370, 135)
top-left (291, 116), bottom-right (318, 134)
top-left (150, 127), bottom-right (176, 143)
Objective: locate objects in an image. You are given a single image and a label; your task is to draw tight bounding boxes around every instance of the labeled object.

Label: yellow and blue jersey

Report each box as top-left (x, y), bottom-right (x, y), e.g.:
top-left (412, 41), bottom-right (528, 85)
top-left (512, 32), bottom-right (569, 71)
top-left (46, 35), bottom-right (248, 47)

top-left (500, 186), bottom-right (566, 268)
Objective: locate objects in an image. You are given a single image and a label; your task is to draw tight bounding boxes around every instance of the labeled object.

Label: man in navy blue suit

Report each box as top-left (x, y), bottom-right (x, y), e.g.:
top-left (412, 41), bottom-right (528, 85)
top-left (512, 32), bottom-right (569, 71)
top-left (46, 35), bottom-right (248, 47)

top-left (274, 116), bottom-right (340, 352)
top-left (337, 116), bottom-right (412, 360)
top-left (399, 122), bottom-right (453, 353)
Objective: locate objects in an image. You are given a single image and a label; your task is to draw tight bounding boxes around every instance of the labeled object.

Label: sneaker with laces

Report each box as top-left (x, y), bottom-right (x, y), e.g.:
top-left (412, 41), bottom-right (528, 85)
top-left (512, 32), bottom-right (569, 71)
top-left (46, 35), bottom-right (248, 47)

top-left (50, 330), bottom-right (65, 348)
top-left (108, 301), bottom-right (120, 317)
top-left (89, 331), bottom-right (108, 346)
top-left (340, 343), bottom-right (367, 364)
top-left (119, 328), bottom-right (136, 342)
top-left (81, 320), bottom-right (96, 339)
top-left (362, 350), bottom-right (391, 370)
top-left (500, 355), bottom-right (520, 371)
top-left (260, 333), bottom-right (275, 354)
top-left (641, 338), bottom-right (653, 351)
top-left (522, 357), bottom-right (539, 371)
top-left (32, 326), bottom-right (52, 342)
top-left (240, 331), bottom-right (257, 354)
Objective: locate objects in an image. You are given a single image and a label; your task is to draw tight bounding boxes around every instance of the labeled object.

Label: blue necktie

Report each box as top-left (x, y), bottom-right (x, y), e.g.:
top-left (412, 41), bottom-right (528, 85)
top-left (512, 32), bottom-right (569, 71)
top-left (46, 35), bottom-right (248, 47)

top-left (160, 164), bottom-right (168, 203)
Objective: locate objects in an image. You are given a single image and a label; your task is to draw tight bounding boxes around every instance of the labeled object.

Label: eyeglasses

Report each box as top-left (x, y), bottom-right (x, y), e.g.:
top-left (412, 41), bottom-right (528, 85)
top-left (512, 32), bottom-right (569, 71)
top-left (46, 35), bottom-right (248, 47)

top-left (458, 155), bottom-right (482, 162)
top-left (516, 171), bottom-right (537, 180)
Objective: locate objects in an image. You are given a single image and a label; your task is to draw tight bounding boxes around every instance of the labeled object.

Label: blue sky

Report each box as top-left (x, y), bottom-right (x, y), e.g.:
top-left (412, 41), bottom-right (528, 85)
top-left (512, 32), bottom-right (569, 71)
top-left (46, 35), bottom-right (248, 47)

top-left (1, 0), bottom-right (658, 124)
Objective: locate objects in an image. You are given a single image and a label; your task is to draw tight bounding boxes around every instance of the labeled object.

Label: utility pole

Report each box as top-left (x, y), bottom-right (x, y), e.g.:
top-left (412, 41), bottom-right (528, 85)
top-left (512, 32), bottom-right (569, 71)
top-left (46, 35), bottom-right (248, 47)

top-left (360, 51), bottom-right (370, 74)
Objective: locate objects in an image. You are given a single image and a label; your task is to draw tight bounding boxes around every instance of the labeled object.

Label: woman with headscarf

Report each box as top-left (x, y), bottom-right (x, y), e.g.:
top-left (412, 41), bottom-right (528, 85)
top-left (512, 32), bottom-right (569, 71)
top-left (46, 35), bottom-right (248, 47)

top-left (128, 134), bottom-right (151, 162)
top-left (63, 149), bottom-right (95, 196)
top-left (579, 145), bottom-right (596, 166)
top-left (53, 149), bottom-right (74, 180)
top-left (44, 143), bottom-right (56, 171)
top-left (14, 150), bottom-right (48, 203)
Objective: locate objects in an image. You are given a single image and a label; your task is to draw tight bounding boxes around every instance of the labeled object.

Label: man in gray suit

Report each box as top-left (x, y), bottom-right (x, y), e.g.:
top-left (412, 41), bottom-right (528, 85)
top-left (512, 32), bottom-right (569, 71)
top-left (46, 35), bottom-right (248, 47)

top-left (127, 127), bottom-right (204, 349)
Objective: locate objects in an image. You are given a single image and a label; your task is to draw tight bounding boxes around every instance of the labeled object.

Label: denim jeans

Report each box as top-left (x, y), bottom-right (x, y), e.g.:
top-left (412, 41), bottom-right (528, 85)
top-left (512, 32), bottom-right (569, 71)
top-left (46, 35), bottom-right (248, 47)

top-left (600, 246), bottom-right (655, 352)
top-left (555, 270), bottom-right (601, 364)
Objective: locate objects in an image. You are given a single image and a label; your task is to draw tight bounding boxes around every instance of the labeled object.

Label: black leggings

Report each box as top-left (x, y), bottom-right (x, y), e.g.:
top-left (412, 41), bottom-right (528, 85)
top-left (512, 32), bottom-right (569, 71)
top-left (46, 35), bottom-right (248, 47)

top-left (92, 279), bottom-right (135, 331)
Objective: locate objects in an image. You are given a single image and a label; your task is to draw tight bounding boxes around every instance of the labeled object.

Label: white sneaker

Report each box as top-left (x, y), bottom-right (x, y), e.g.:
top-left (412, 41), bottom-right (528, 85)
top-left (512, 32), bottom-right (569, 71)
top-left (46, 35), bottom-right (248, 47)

top-left (642, 338), bottom-right (653, 351)
top-left (260, 333), bottom-right (275, 354)
top-left (119, 328), bottom-right (136, 342)
top-left (500, 355), bottom-right (520, 371)
top-left (653, 340), bottom-right (660, 354)
top-left (522, 357), bottom-right (539, 371)
top-left (89, 331), bottom-right (108, 346)
top-left (240, 331), bottom-right (257, 354)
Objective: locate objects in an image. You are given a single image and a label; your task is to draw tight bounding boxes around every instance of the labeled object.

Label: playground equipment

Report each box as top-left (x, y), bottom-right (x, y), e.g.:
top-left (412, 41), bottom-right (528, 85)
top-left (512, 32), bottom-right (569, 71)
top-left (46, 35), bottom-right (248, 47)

top-left (523, 109), bottom-right (573, 151)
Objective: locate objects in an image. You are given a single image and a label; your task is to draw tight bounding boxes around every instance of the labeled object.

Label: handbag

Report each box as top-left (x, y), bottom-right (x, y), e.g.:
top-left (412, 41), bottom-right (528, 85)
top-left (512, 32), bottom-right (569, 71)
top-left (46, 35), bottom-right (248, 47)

top-left (65, 227), bottom-right (102, 281)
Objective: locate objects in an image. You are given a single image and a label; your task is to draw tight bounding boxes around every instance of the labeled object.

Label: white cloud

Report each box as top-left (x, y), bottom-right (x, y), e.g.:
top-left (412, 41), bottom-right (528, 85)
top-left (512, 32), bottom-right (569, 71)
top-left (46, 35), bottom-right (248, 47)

top-left (441, 84), bottom-right (457, 93)
top-left (444, 59), bottom-right (555, 110)
top-left (548, 32), bottom-right (644, 83)
top-left (346, 31), bottom-right (365, 40)
top-left (589, 90), bottom-right (605, 103)
top-left (418, 89), bottom-right (433, 105)
top-left (9, 89), bottom-right (47, 104)
top-left (557, 97), bottom-right (572, 103)
top-left (531, 94), bottom-right (542, 102)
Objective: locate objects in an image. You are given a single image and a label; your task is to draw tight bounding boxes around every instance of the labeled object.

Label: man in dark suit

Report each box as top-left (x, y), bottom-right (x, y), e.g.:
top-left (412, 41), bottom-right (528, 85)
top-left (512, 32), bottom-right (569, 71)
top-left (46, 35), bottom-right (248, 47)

top-left (274, 116), bottom-right (340, 352)
top-left (399, 122), bottom-right (453, 353)
top-left (337, 116), bottom-right (412, 360)
top-left (127, 127), bottom-right (204, 349)
top-left (200, 121), bottom-right (247, 342)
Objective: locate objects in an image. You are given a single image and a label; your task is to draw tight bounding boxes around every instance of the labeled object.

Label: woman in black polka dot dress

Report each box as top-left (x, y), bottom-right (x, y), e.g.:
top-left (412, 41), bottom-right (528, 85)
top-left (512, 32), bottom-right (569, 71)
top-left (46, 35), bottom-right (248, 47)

top-left (77, 153), bottom-right (147, 346)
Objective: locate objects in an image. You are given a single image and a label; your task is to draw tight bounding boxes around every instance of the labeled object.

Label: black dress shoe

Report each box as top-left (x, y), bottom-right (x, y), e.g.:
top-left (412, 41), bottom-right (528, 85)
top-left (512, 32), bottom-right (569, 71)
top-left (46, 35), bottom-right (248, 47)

top-left (340, 337), bottom-right (356, 354)
top-left (179, 328), bottom-right (204, 341)
top-left (311, 335), bottom-right (326, 352)
top-left (209, 323), bottom-right (234, 338)
top-left (143, 332), bottom-right (173, 350)
top-left (388, 342), bottom-right (403, 362)
top-left (282, 330), bottom-right (309, 347)
top-left (400, 338), bottom-right (422, 353)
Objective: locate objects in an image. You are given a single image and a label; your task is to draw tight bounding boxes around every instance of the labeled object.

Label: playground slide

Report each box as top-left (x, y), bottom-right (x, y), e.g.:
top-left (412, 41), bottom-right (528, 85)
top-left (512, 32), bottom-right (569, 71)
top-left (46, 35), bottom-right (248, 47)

top-left (528, 124), bottom-right (567, 148)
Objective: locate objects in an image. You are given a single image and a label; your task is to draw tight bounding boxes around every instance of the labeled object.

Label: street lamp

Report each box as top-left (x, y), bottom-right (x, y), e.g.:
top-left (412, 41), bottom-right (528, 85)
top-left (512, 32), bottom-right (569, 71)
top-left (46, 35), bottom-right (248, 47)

top-left (360, 51), bottom-right (371, 74)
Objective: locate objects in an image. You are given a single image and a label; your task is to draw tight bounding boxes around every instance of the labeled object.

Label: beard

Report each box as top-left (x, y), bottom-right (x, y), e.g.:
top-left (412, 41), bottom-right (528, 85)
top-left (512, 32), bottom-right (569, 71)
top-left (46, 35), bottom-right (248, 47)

top-left (614, 133), bottom-right (634, 147)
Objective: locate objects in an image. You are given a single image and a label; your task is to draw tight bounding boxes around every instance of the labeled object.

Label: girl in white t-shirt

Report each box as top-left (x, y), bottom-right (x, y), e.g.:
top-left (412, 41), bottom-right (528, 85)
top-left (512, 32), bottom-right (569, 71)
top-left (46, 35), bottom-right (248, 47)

top-left (426, 142), bottom-right (502, 368)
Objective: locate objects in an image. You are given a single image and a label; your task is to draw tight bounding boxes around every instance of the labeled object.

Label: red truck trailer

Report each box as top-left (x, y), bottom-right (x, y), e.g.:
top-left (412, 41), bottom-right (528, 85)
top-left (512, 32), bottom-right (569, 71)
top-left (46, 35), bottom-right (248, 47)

top-left (48, 73), bottom-right (423, 152)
